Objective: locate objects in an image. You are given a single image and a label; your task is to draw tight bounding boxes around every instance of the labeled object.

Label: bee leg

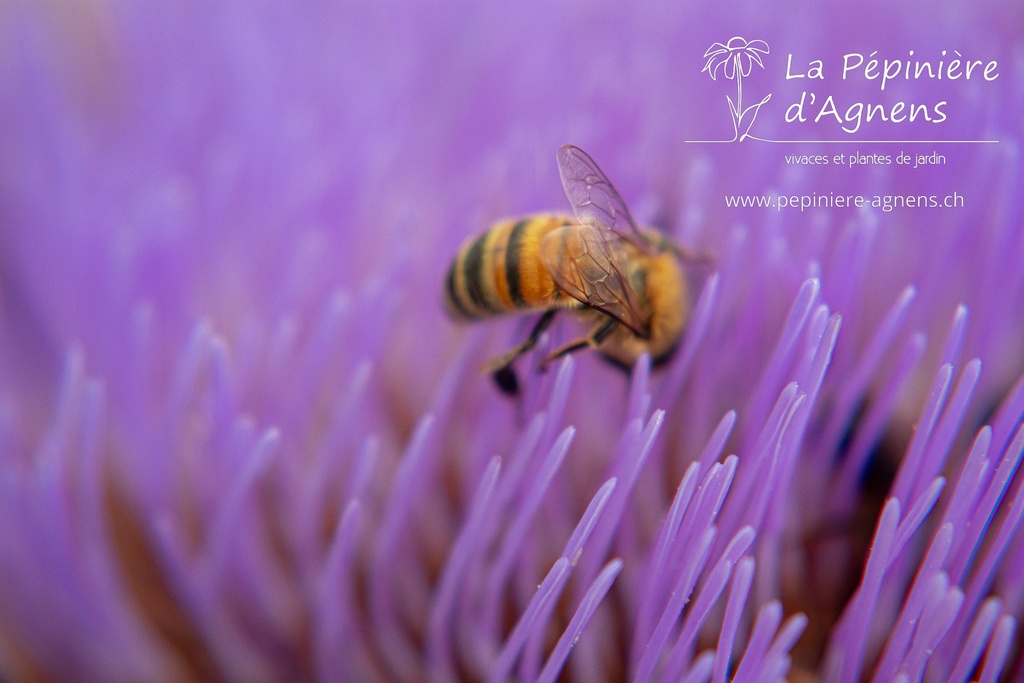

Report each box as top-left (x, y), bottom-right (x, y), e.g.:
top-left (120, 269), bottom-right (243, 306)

top-left (482, 310), bottom-right (557, 395)
top-left (541, 317), bottom-right (618, 368)
top-left (492, 365), bottom-right (520, 395)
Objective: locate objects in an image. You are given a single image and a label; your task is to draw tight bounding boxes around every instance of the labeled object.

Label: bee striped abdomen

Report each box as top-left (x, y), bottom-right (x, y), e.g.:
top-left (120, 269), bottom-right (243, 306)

top-left (445, 215), bottom-right (569, 320)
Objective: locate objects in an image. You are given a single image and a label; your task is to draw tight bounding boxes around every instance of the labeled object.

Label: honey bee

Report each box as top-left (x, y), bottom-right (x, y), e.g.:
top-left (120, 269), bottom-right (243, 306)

top-left (444, 144), bottom-right (691, 394)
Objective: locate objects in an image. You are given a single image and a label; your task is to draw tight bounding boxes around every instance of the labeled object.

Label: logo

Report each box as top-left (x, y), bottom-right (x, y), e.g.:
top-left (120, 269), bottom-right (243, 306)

top-left (694, 37), bottom-right (1000, 144)
top-left (702, 37), bottom-right (771, 142)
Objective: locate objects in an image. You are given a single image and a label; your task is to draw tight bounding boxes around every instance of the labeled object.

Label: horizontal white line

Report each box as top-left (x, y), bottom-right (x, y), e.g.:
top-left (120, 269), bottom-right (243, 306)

top-left (685, 139), bottom-right (1000, 144)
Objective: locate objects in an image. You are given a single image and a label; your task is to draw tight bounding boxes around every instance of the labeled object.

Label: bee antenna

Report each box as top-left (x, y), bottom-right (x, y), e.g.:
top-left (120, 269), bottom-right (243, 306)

top-left (673, 243), bottom-right (716, 267)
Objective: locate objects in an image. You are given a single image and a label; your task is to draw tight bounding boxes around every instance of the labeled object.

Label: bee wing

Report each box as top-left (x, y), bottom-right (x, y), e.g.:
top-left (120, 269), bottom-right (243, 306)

top-left (557, 144), bottom-right (648, 251)
top-left (540, 223), bottom-right (647, 336)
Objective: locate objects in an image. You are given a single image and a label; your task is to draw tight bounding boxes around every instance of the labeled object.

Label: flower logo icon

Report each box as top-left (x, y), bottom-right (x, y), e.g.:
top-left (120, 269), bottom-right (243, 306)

top-left (702, 37), bottom-right (771, 141)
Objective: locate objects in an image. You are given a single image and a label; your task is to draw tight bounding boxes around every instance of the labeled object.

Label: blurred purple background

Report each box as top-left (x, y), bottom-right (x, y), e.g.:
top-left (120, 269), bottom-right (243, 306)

top-left (1, 1), bottom-right (1022, 681)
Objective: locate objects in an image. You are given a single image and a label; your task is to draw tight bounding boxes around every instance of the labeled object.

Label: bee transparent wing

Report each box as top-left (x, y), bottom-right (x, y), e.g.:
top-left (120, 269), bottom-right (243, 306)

top-left (557, 144), bottom-right (648, 251)
top-left (539, 224), bottom-right (647, 336)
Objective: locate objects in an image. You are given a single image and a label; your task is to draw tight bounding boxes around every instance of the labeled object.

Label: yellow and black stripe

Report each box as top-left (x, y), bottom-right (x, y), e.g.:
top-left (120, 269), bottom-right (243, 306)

top-left (444, 215), bottom-right (571, 320)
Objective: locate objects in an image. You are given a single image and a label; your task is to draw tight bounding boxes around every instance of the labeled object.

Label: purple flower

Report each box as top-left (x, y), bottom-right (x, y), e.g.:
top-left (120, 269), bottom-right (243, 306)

top-left (1, 3), bottom-right (1022, 682)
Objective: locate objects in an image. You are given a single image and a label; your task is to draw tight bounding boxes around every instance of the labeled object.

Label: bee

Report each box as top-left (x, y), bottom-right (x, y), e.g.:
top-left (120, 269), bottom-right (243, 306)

top-left (444, 144), bottom-right (691, 394)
